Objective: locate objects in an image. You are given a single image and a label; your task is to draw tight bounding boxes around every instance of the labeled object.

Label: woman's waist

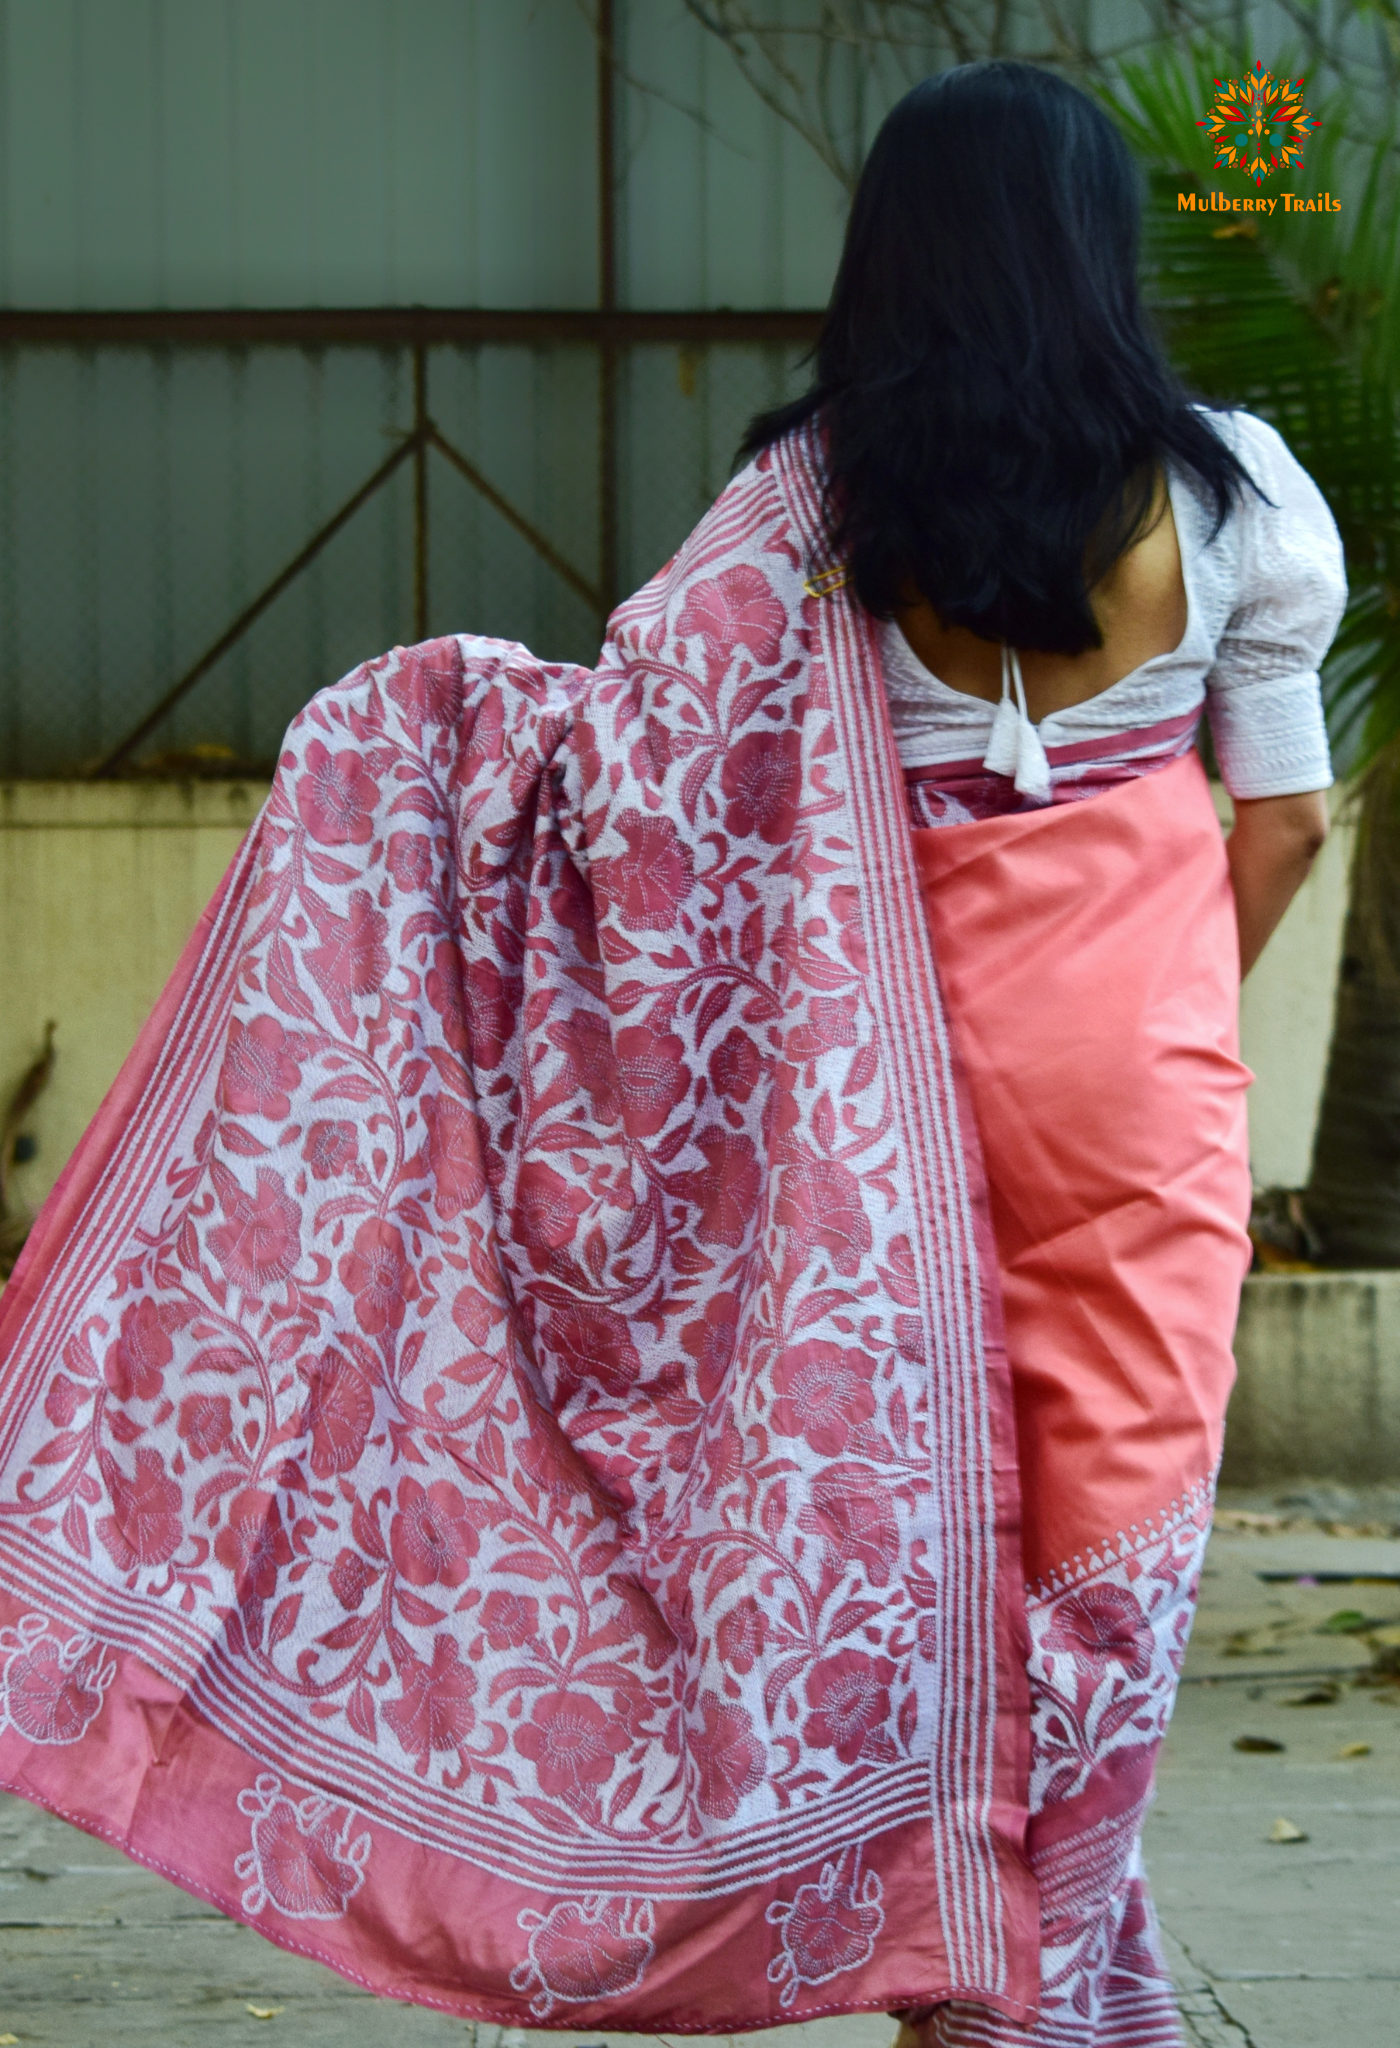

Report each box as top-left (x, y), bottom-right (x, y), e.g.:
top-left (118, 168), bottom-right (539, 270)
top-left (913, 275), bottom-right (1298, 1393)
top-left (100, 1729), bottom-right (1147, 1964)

top-left (901, 709), bottom-right (1202, 828)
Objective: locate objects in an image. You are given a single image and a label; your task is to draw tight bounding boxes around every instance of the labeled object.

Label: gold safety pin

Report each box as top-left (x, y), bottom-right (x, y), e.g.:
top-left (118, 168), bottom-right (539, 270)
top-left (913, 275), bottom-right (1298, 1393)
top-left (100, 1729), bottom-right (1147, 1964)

top-left (802, 564), bottom-right (850, 599)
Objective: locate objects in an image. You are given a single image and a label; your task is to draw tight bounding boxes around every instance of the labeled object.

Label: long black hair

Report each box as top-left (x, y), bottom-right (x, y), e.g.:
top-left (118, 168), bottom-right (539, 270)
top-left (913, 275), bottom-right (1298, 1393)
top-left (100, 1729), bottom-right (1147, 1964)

top-left (742, 61), bottom-right (1255, 653)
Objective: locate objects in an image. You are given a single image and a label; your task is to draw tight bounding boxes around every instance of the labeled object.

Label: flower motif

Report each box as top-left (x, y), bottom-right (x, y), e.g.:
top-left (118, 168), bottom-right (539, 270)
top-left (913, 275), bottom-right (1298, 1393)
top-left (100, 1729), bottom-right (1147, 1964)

top-left (786, 993), bottom-right (860, 1069)
top-left (721, 729), bottom-right (803, 845)
top-left (386, 645), bottom-right (465, 740)
top-left (423, 1093), bottom-right (486, 1220)
top-left (709, 1027), bottom-right (763, 1104)
top-left (680, 1291), bottom-right (741, 1403)
top-left (338, 1218), bottom-right (418, 1338)
top-left (302, 1119), bottom-right (358, 1181)
top-left (549, 856), bottom-right (601, 964)
top-left (209, 1168), bottom-right (302, 1294)
top-left (222, 1015), bottom-right (302, 1122)
top-left (450, 1285), bottom-right (498, 1347)
top-left (716, 1596), bottom-right (768, 1676)
top-left (384, 1633), bottom-right (476, 1774)
top-left (1042, 1583), bottom-right (1154, 1681)
top-left (0, 1617), bottom-right (115, 1746)
top-left (330, 1547), bottom-right (379, 1611)
top-left (771, 1340), bottom-right (877, 1456)
top-left (515, 1689), bottom-right (629, 1802)
top-left (682, 1128), bottom-right (762, 1250)
top-left (544, 1301), bottom-right (642, 1401)
top-left (513, 1160), bottom-right (590, 1262)
top-left (294, 739), bottom-right (379, 845)
top-left (615, 1025), bottom-right (690, 1138)
top-left (96, 1449), bottom-right (183, 1571)
top-left (305, 892), bottom-right (390, 1016)
top-left (798, 1464), bottom-right (900, 1589)
top-left (44, 1376), bottom-right (86, 1428)
top-left (177, 1392), bottom-right (233, 1462)
top-left (480, 1589), bottom-right (539, 1651)
top-left (548, 1008), bottom-right (621, 1124)
top-left (688, 1692), bottom-right (764, 1818)
top-left (300, 1347), bottom-right (376, 1478)
top-left (804, 1652), bottom-right (896, 1766)
top-left (594, 811), bottom-right (694, 933)
top-left (215, 1489), bottom-right (293, 1603)
top-left (389, 1477), bottom-right (478, 1588)
top-left (425, 945), bottom-right (518, 1070)
top-left (775, 1152), bottom-right (872, 1278)
top-left (103, 1297), bottom-right (173, 1403)
top-left (677, 564), bottom-right (787, 672)
top-left (386, 831), bottom-right (436, 892)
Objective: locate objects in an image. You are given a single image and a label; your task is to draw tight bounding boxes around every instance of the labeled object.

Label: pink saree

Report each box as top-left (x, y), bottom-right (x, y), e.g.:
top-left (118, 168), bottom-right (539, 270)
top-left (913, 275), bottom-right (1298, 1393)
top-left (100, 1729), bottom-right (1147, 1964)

top-left (0, 426), bottom-right (1248, 2041)
top-left (907, 753), bottom-right (1251, 2045)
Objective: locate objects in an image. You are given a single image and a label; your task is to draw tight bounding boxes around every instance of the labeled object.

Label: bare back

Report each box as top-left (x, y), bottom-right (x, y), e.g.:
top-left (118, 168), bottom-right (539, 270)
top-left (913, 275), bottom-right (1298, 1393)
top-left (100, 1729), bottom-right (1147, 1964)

top-left (893, 476), bottom-right (1187, 722)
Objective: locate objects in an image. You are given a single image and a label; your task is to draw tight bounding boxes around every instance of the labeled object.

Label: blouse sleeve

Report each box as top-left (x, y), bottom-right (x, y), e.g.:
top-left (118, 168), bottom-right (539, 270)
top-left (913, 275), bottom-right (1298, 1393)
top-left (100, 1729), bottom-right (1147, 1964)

top-left (1204, 411), bottom-right (1346, 799)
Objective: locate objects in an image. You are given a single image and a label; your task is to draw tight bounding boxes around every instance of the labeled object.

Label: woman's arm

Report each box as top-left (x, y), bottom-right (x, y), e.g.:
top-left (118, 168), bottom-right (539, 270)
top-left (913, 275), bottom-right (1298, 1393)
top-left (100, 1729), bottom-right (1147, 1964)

top-left (1226, 790), bottom-right (1330, 977)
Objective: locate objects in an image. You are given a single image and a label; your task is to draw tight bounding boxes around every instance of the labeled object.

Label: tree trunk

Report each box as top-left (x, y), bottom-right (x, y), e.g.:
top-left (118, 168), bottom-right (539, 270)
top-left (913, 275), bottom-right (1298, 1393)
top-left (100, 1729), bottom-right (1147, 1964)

top-left (1306, 748), bottom-right (1400, 1264)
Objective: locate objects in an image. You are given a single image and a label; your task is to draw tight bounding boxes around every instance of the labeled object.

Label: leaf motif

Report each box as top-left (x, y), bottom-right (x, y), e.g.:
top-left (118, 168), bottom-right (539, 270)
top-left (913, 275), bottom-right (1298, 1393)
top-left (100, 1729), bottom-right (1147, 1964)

top-left (268, 934), bottom-right (318, 1023)
top-left (347, 1681), bottom-right (377, 1740)
top-left (269, 1595), bottom-right (302, 1647)
top-left (32, 1430), bottom-right (83, 1466)
top-left (395, 1588), bottom-right (447, 1627)
top-left (826, 1599), bottom-right (883, 1642)
top-left (61, 1498), bottom-right (91, 1558)
top-left (312, 1072), bottom-right (379, 1103)
top-left (493, 1549), bottom-right (562, 1582)
top-left (318, 1613), bottom-right (377, 1652)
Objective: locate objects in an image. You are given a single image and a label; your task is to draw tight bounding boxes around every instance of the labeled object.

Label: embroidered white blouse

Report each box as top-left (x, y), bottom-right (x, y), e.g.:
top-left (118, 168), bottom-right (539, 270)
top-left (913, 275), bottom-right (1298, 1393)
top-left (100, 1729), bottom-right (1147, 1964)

top-left (878, 409), bottom-right (1346, 802)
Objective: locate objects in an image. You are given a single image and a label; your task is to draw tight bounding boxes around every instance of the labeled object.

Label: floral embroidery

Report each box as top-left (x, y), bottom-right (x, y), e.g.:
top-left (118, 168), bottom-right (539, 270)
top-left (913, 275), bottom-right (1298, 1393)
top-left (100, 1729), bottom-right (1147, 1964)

top-left (234, 1773), bottom-right (371, 1920)
top-left (0, 1614), bottom-right (115, 1746)
top-left (766, 1846), bottom-right (886, 2008)
top-left (512, 1895), bottom-right (657, 2018)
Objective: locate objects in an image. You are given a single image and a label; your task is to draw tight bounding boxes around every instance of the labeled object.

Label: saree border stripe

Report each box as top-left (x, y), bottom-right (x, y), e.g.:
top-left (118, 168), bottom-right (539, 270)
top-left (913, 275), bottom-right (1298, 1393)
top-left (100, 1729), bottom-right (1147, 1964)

top-left (770, 426), bottom-right (1012, 1995)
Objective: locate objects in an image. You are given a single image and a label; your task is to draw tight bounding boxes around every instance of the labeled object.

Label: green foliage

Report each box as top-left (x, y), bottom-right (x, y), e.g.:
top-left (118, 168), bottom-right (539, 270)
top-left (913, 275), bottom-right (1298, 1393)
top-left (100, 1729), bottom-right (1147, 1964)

top-left (1100, 46), bottom-right (1400, 766)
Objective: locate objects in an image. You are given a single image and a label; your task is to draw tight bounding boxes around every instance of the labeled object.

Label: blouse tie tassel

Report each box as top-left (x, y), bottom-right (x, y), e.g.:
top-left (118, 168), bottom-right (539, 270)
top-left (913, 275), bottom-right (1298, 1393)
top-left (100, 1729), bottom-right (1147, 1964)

top-left (982, 644), bottom-right (1052, 803)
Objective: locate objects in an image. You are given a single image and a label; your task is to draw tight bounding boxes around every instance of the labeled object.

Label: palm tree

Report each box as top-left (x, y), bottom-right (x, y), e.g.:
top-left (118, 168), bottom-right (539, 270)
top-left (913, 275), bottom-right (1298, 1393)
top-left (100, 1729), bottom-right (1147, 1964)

top-left (1107, 50), bottom-right (1400, 1262)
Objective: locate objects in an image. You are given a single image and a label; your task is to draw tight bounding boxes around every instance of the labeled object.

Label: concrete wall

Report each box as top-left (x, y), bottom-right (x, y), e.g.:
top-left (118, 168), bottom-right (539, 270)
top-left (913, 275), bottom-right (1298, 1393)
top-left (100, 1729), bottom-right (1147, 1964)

top-left (1226, 1272), bottom-right (1400, 1483)
top-left (1237, 789), bottom-right (1354, 1189)
top-left (0, 776), bottom-right (1355, 1223)
top-left (0, 779), bottom-right (266, 1222)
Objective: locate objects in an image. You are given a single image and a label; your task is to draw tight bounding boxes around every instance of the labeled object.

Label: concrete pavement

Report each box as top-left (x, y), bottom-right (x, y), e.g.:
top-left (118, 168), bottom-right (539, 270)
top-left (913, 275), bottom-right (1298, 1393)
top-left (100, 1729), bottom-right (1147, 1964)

top-left (1, 1505), bottom-right (1396, 2046)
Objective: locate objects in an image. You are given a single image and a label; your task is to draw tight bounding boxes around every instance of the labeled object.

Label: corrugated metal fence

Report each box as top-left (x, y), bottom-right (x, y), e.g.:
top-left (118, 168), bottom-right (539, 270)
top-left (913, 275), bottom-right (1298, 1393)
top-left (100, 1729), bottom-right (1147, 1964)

top-left (0, 313), bottom-right (813, 775)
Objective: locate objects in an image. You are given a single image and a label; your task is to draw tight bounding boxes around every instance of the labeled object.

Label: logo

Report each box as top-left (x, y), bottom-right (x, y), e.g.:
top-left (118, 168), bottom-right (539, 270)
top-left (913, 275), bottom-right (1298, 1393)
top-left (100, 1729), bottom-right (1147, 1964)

top-left (1197, 62), bottom-right (1319, 184)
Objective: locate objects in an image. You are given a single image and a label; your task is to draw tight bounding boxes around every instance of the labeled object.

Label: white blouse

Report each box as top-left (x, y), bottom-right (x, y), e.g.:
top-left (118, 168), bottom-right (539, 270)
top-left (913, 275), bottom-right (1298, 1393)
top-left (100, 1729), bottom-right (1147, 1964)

top-left (879, 409), bottom-right (1346, 801)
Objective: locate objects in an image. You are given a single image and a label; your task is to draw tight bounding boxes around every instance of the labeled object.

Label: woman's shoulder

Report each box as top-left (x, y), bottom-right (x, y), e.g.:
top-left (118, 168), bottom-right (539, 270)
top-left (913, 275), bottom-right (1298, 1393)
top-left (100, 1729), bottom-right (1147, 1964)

top-left (1184, 406), bottom-right (1343, 580)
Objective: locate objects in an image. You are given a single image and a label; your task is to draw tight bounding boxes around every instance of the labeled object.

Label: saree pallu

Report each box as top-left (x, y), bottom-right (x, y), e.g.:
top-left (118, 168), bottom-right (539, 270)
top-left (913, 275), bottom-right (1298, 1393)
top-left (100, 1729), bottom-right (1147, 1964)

top-left (906, 752), bottom-right (1252, 2047)
top-left (0, 427), bottom-right (1043, 2035)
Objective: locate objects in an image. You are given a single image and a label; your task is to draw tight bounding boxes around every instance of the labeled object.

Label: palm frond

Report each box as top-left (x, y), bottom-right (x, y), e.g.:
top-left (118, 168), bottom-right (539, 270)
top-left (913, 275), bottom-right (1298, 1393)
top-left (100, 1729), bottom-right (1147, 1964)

top-left (1100, 46), bottom-right (1400, 770)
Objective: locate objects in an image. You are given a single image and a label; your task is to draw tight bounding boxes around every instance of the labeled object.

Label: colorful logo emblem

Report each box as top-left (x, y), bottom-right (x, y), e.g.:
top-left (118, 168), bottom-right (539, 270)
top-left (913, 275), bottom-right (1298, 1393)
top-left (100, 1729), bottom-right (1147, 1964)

top-left (1197, 62), bottom-right (1320, 184)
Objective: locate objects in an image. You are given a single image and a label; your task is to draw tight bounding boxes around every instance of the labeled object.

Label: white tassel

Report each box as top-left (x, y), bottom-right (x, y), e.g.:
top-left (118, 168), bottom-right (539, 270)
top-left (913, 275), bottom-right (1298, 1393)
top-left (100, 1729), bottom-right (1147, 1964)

top-left (1012, 721), bottom-right (1052, 804)
top-left (982, 693), bottom-right (1022, 778)
top-left (980, 644), bottom-right (1052, 806)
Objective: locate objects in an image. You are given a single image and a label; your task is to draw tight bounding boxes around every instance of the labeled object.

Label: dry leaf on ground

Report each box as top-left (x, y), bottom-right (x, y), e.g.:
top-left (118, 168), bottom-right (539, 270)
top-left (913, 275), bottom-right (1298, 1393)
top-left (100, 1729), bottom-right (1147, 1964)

top-left (1336, 1740), bottom-right (1372, 1758)
top-left (1268, 1816), bottom-right (1308, 1843)
top-left (246, 2005), bottom-right (284, 2021)
top-left (1233, 1734), bottom-right (1285, 1752)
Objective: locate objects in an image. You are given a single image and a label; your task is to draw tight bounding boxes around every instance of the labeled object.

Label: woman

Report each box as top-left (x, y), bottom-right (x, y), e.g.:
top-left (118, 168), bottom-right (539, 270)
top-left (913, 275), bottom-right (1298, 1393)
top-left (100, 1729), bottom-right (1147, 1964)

top-left (0, 62), bottom-right (1340, 2047)
top-left (741, 62), bottom-right (1340, 2045)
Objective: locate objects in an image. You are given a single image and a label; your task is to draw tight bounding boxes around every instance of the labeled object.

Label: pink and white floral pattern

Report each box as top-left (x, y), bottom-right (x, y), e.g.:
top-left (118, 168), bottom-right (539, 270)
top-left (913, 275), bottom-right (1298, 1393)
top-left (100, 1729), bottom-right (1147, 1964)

top-left (235, 1773), bottom-right (372, 1921)
top-left (0, 1613), bottom-right (114, 1745)
top-left (914, 1493), bottom-right (1211, 2045)
top-left (767, 1844), bottom-right (886, 2008)
top-left (0, 423), bottom-right (1033, 2025)
top-left (512, 1894), bottom-right (657, 2018)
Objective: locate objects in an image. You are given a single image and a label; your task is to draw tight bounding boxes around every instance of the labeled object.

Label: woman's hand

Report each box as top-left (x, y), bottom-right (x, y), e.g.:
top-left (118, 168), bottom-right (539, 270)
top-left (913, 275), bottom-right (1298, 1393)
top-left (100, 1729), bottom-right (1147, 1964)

top-left (1226, 790), bottom-right (1330, 977)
